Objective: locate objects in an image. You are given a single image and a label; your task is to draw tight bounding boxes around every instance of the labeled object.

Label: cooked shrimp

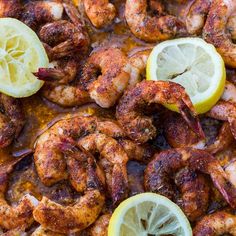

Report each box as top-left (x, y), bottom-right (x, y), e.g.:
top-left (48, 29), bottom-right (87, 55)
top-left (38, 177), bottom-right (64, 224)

top-left (164, 114), bottom-right (205, 149)
top-left (39, 2), bottom-right (89, 60)
top-left (0, 159), bottom-right (38, 230)
top-left (164, 114), bottom-right (233, 154)
top-left (203, 0), bottom-right (236, 67)
top-left (175, 168), bottom-right (210, 221)
top-left (21, 1), bottom-right (64, 30)
top-left (89, 214), bottom-right (111, 236)
top-left (144, 148), bottom-right (236, 210)
top-left (0, 94), bottom-right (25, 148)
top-left (193, 211), bottom-right (236, 235)
top-left (33, 190), bottom-right (105, 234)
top-left (34, 116), bottom-right (98, 186)
top-left (0, 0), bottom-right (22, 18)
top-left (207, 101), bottom-right (236, 139)
top-left (83, 0), bottom-right (116, 28)
top-left (31, 226), bottom-right (65, 236)
top-left (186, 0), bottom-right (211, 35)
top-left (125, 0), bottom-right (186, 42)
top-left (41, 83), bottom-right (92, 107)
top-left (81, 48), bottom-right (130, 108)
top-left (116, 80), bottom-right (204, 143)
top-left (126, 49), bottom-right (151, 88)
top-left (35, 59), bottom-right (77, 84)
top-left (225, 159), bottom-right (236, 188)
top-left (221, 81), bottom-right (236, 104)
top-left (1, 228), bottom-right (26, 236)
top-left (78, 133), bottom-right (129, 205)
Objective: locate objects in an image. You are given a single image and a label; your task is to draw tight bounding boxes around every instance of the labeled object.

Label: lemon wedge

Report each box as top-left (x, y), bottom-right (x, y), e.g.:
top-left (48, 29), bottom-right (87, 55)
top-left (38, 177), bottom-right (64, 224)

top-left (0, 18), bottom-right (49, 97)
top-left (108, 193), bottom-right (192, 236)
top-left (146, 37), bottom-right (226, 114)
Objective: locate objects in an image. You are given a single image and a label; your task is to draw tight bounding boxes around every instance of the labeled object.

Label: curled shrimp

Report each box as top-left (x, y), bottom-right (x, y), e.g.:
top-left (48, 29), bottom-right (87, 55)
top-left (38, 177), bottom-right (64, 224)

top-left (33, 189), bottom-right (105, 234)
top-left (145, 148), bottom-right (236, 212)
top-left (0, 0), bottom-right (22, 18)
top-left (21, 1), bottom-right (64, 30)
top-left (0, 159), bottom-right (38, 231)
top-left (116, 80), bottom-right (204, 144)
top-left (193, 211), bottom-right (236, 235)
top-left (89, 214), bottom-right (111, 236)
top-left (81, 47), bottom-right (130, 108)
top-left (38, 2), bottom-right (90, 60)
top-left (203, 0), bottom-right (236, 67)
top-left (164, 114), bottom-right (234, 154)
top-left (125, 0), bottom-right (186, 42)
top-left (126, 49), bottom-right (152, 88)
top-left (186, 0), bottom-right (211, 35)
top-left (31, 226), bottom-right (65, 236)
top-left (0, 94), bottom-right (25, 148)
top-left (84, 0), bottom-right (116, 28)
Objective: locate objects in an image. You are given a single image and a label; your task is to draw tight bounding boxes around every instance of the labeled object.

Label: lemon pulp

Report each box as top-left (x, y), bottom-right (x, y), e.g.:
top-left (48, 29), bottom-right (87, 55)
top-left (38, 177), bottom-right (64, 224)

top-left (0, 18), bottom-right (49, 97)
top-left (108, 193), bottom-right (192, 236)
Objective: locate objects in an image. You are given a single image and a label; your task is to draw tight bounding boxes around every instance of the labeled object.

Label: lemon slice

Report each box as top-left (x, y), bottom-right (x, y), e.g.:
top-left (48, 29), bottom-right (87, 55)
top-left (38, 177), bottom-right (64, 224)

top-left (146, 37), bottom-right (226, 114)
top-left (108, 193), bottom-right (192, 236)
top-left (0, 18), bottom-right (49, 97)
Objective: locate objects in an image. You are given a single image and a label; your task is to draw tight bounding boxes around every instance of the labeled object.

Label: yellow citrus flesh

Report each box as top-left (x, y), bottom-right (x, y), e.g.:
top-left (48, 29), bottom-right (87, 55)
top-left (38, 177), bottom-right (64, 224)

top-left (108, 193), bottom-right (192, 236)
top-left (0, 18), bottom-right (49, 97)
top-left (146, 37), bottom-right (226, 114)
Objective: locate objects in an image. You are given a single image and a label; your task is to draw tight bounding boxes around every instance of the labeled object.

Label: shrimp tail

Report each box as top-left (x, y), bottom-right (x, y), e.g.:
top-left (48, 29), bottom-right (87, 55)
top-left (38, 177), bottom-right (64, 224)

top-left (178, 100), bottom-right (205, 139)
top-left (34, 69), bottom-right (60, 82)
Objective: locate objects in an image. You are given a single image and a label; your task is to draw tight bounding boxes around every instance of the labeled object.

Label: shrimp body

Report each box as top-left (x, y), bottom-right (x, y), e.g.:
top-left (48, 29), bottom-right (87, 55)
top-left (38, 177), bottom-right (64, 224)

top-left (31, 226), bottom-right (65, 236)
top-left (89, 214), bottom-right (111, 236)
top-left (39, 3), bottom-right (89, 60)
top-left (33, 190), bottom-right (104, 234)
top-left (207, 101), bottom-right (236, 139)
top-left (84, 0), bottom-right (116, 28)
top-left (0, 0), bottom-right (22, 18)
top-left (125, 0), bottom-right (186, 42)
top-left (0, 159), bottom-right (38, 230)
top-left (186, 0), bottom-right (211, 35)
top-left (126, 49), bottom-right (151, 88)
top-left (193, 211), bottom-right (236, 235)
top-left (81, 48), bottom-right (130, 108)
top-left (203, 0), bottom-right (236, 67)
top-left (116, 80), bottom-right (204, 143)
top-left (0, 94), bottom-right (25, 148)
top-left (21, 1), bottom-right (64, 30)
top-left (145, 148), bottom-right (236, 211)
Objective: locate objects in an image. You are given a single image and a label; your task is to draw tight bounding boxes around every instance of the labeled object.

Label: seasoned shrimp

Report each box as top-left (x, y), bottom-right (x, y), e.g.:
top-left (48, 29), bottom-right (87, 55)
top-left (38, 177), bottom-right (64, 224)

top-left (193, 211), bottom-right (236, 235)
top-left (203, 0), bottom-right (236, 67)
top-left (225, 159), bottom-right (236, 188)
top-left (84, 0), bottom-right (116, 28)
top-left (34, 116), bottom-right (98, 186)
top-left (1, 228), bottom-right (26, 236)
top-left (116, 80), bottom-right (204, 144)
top-left (21, 1), bottom-right (64, 30)
top-left (125, 0), bottom-right (186, 42)
top-left (0, 0), bottom-right (22, 18)
top-left (89, 214), bottom-right (111, 236)
top-left (145, 148), bottom-right (236, 211)
top-left (0, 94), bottom-right (25, 148)
top-left (207, 101), bottom-right (236, 139)
top-left (81, 48), bottom-right (130, 108)
top-left (0, 159), bottom-right (38, 231)
top-left (33, 189), bottom-right (104, 234)
top-left (31, 226), bottom-right (65, 236)
top-left (78, 133), bottom-right (129, 205)
top-left (126, 49), bottom-right (151, 88)
top-left (186, 0), bottom-right (211, 35)
top-left (164, 114), bottom-right (234, 154)
top-left (39, 2), bottom-right (90, 60)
